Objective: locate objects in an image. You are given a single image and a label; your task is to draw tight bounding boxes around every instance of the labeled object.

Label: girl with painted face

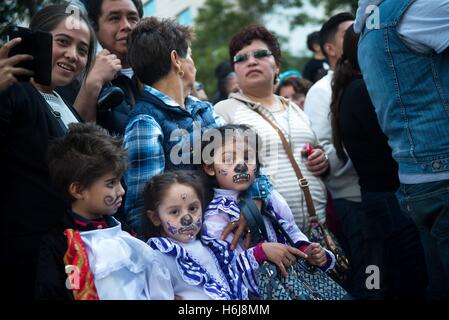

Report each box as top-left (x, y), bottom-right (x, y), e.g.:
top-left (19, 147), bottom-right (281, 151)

top-left (201, 124), bottom-right (336, 297)
top-left (141, 171), bottom-right (249, 300)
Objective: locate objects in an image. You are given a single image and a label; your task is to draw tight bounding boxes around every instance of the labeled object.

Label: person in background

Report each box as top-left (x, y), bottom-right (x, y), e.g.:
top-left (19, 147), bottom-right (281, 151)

top-left (302, 31), bottom-right (329, 83)
top-left (275, 76), bottom-right (312, 110)
top-left (0, 4), bottom-right (96, 300)
top-left (356, 0), bottom-right (449, 299)
top-left (211, 61), bottom-right (239, 105)
top-left (330, 25), bottom-right (427, 299)
top-left (191, 81), bottom-right (209, 101)
top-left (303, 13), bottom-right (371, 299)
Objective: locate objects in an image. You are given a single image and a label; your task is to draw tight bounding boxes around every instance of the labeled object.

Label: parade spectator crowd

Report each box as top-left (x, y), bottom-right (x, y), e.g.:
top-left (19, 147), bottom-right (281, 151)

top-left (1, 0), bottom-right (448, 300)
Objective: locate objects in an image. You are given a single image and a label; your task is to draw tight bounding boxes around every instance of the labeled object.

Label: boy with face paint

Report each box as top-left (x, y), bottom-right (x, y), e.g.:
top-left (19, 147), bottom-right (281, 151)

top-left (36, 123), bottom-right (156, 300)
top-left (202, 125), bottom-right (336, 296)
top-left (141, 171), bottom-right (249, 300)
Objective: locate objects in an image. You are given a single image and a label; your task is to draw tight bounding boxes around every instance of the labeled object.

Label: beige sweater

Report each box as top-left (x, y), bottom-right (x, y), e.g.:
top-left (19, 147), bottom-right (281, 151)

top-left (214, 92), bottom-right (327, 230)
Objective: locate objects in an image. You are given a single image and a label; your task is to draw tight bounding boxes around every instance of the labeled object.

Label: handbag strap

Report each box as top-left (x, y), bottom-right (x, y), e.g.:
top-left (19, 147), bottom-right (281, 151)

top-left (260, 205), bottom-right (296, 247)
top-left (239, 195), bottom-right (269, 246)
top-left (252, 106), bottom-right (317, 219)
top-left (239, 193), bottom-right (298, 248)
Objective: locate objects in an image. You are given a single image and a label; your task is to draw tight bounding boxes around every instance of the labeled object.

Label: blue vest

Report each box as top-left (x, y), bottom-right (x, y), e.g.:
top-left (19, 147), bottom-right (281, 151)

top-left (358, 0), bottom-right (449, 183)
top-left (129, 90), bottom-right (218, 171)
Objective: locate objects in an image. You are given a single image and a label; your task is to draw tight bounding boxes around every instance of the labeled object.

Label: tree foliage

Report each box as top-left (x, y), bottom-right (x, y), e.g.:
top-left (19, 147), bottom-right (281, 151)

top-left (193, 0), bottom-right (360, 97)
top-left (0, 0), bottom-right (66, 42)
top-left (193, 0), bottom-right (307, 97)
top-left (311, 0), bottom-right (358, 15)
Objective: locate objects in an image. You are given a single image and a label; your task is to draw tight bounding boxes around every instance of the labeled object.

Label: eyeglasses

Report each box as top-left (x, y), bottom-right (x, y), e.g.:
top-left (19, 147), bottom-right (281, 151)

top-left (233, 49), bottom-right (273, 64)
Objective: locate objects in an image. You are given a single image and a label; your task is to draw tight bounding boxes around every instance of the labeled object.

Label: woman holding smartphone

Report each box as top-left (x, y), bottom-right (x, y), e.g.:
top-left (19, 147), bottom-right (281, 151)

top-left (0, 4), bottom-right (96, 300)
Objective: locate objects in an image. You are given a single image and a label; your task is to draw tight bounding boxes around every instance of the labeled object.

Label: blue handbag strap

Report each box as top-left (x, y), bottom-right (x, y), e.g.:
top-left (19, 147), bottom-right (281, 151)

top-left (239, 193), bottom-right (296, 247)
top-left (260, 205), bottom-right (296, 247)
top-left (239, 194), bottom-right (268, 246)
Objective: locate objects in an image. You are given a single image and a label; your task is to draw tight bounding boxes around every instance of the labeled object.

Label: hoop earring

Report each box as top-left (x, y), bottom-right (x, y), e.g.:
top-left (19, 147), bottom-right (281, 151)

top-left (178, 69), bottom-right (185, 77)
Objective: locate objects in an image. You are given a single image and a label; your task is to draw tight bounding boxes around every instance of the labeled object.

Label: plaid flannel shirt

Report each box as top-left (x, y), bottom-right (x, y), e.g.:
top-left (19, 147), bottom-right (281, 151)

top-left (124, 86), bottom-right (225, 233)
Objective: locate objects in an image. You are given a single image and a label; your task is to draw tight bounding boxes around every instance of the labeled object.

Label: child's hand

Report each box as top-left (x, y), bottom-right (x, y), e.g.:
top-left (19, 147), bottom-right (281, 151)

top-left (220, 214), bottom-right (251, 250)
top-left (262, 243), bottom-right (308, 277)
top-left (304, 243), bottom-right (327, 267)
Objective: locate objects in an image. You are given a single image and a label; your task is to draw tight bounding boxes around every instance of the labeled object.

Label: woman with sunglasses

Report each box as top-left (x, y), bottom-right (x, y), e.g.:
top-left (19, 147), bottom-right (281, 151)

top-left (214, 25), bottom-right (329, 233)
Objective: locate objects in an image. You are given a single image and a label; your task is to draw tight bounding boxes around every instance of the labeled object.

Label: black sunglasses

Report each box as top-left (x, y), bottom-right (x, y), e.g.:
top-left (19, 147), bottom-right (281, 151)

top-left (233, 49), bottom-right (273, 64)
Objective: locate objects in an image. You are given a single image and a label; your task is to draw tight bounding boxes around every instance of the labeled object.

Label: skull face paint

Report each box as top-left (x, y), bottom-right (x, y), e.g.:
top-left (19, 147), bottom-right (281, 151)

top-left (208, 138), bottom-right (257, 191)
top-left (166, 215), bottom-right (202, 240)
top-left (156, 183), bottom-right (203, 243)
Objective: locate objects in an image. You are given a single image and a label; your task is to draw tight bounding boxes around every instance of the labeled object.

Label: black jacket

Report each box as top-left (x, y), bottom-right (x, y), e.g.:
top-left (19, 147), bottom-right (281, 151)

top-left (0, 83), bottom-right (81, 298)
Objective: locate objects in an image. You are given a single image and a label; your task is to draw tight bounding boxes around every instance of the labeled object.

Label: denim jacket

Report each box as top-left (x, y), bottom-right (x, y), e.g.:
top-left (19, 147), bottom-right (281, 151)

top-left (358, 0), bottom-right (449, 184)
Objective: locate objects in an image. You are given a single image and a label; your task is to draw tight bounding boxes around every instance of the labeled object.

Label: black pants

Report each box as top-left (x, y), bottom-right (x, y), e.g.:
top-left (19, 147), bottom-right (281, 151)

top-left (333, 199), bottom-right (371, 299)
top-left (361, 191), bottom-right (428, 299)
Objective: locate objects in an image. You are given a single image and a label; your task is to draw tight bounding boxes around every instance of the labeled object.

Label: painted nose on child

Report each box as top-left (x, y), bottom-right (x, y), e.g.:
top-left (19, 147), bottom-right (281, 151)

top-left (181, 214), bottom-right (193, 226)
top-left (234, 162), bottom-right (248, 173)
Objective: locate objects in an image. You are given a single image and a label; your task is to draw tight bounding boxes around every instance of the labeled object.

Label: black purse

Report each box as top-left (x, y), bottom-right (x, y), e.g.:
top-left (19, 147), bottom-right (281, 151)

top-left (239, 195), bottom-right (351, 300)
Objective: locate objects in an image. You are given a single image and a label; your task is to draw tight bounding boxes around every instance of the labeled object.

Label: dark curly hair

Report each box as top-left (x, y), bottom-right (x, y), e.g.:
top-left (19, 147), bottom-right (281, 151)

top-left (229, 24), bottom-right (281, 69)
top-left (47, 123), bottom-right (127, 204)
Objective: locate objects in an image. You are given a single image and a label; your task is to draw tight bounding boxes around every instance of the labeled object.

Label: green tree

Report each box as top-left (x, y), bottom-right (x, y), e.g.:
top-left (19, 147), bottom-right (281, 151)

top-left (291, 0), bottom-right (358, 26)
top-left (1, 0), bottom-right (66, 42)
top-left (311, 0), bottom-right (358, 15)
top-left (193, 0), bottom-right (306, 97)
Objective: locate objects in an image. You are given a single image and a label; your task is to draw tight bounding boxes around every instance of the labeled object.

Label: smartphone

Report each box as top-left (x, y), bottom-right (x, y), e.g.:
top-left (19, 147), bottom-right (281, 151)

top-left (7, 26), bottom-right (53, 86)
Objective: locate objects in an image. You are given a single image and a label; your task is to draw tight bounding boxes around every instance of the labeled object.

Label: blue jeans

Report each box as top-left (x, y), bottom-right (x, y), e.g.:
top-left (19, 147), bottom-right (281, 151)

top-left (396, 181), bottom-right (449, 299)
top-left (362, 191), bottom-right (427, 299)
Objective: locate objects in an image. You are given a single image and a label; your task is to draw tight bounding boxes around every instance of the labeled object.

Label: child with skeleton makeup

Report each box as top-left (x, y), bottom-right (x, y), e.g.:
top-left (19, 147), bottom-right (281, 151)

top-left (36, 123), bottom-right (157, 300)
top-left (142, 170), bottom-right (249, 300)
top-left (201, 124), bottom-right (336, 296)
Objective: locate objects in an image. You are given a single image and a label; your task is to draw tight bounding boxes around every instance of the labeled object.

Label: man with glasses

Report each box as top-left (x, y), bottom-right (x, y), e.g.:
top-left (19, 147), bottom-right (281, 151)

top-left (58, 0), bottom-right (143, 136)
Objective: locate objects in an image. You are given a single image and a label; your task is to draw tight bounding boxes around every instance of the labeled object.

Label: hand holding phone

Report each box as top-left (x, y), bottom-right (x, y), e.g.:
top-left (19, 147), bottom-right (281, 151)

top-left (6, 26), bottom-right (52, 86)
top-left (0, 37), bottom-right (34, 91)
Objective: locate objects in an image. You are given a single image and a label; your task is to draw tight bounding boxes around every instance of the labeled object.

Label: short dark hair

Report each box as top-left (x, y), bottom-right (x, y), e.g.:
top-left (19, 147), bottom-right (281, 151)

top-left (306, 31), bottom-right (320, 52)
top-left (229, 24), bottom-right (281, 69)
top-left (275, 77), bottom-right (312, 96)
top-left (128, 17), bottom-right (193, 85)
top-left (47, 123), bottom-right (127, 204)
top-left (87, 0), bottom-right (143, 31)
top-left (319, 12), bottom-right (354, 59)
top-left (141, 171), bottom-right (205, 241)
top-left (29, 4), bottom-right (97, 80)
